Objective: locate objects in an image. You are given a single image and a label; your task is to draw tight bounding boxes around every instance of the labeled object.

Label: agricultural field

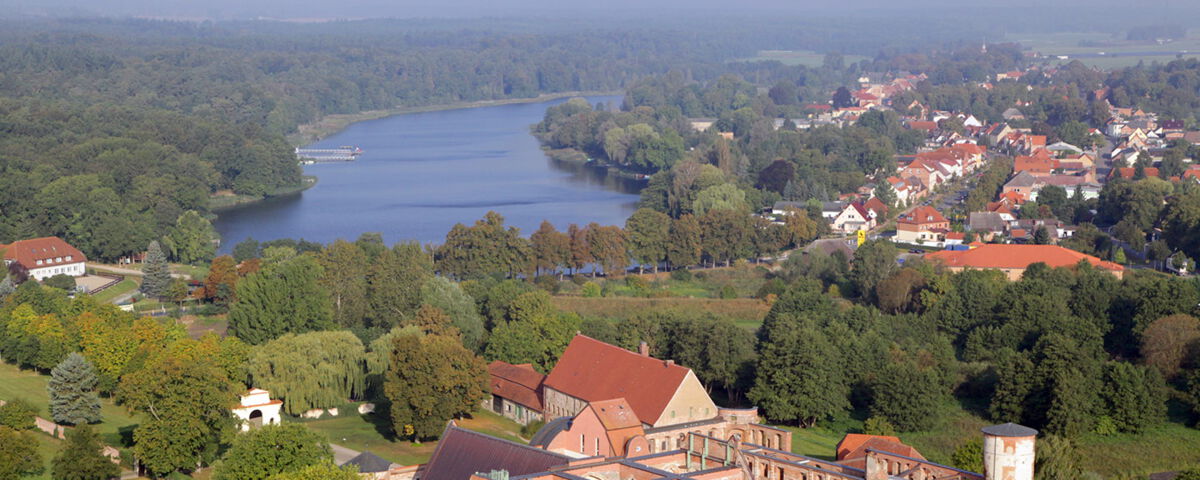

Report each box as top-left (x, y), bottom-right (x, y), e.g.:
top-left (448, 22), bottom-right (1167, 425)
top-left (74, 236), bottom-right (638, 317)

top-left (1009, 31), bottom-right (1200, 69)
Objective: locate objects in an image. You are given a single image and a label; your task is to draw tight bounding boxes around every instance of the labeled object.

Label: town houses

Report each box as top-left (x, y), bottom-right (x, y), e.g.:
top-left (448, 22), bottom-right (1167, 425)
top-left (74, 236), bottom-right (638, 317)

top-left (1, 236), bottom-right (87, 281)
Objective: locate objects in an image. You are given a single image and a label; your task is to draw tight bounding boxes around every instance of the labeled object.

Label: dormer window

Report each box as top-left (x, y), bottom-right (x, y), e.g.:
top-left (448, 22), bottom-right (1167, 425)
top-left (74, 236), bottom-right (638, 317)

top-left (55, 257), bottom-right (62, 263)
top-left (36, 260), bottom-right (43, 266)
top-left (65, 256), bottom-right (72, 262)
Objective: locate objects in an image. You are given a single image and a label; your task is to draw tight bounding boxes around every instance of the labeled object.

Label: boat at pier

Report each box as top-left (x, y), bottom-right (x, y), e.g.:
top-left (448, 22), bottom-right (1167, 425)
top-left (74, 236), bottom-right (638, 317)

top-left (295, 146), bottom-right (363, 163)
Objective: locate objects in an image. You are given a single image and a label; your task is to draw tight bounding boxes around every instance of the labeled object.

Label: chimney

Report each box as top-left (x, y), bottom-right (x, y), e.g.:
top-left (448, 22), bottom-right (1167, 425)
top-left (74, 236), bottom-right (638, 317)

top-left (638, 341), bottom-right (649, 356)
top-left (664, 360), bottom-right (674, 366)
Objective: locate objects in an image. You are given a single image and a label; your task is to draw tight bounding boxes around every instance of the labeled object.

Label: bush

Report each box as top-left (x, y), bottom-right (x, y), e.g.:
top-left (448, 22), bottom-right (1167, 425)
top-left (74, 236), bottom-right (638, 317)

top-left (1093, 415), bottom-right (1118, 436)
top-left (534, 275), bottom-right (561, 294)
top-left (862, 416), bottom-right (897, 436)
top-left (520, 419), bottom-right (546, 439)
top-left (43, 274), bottom-right (76, 291)
top-left (718, 285), bottom-right (737, 299)
top-left (756, 278), bottom-right (786, 299)
top-left (625, 276), bottom-right (650, 296)
top-left (950, 439), bottom-right (983, 473)
top-left (582, 283), bottom-right (601, 298)
top-left (570, 274), bottom-right (590, 286)
top-left (694, 271), bottom-right (708, 280)
top-left (0, 398), bottom-right (37, 430)
top-left (670, 269), bottom-right (693, 282)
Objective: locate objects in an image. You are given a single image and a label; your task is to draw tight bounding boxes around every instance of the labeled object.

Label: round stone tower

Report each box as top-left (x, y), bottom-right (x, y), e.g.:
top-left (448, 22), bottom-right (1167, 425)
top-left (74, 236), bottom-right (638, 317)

top-left (981, 423), bottom-right (1037, 480)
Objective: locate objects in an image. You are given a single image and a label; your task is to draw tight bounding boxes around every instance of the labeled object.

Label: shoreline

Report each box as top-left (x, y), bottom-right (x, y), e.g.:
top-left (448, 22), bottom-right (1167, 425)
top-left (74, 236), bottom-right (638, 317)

top-left (288, 90), bottom-right (622, 145)
top-left (208, 175), bottom-right (318, 213)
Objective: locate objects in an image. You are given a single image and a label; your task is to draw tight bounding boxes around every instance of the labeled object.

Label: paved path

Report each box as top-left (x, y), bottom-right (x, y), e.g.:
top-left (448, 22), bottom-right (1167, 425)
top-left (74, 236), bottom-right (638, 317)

top-left (331, 443), bottom-right (362, 465)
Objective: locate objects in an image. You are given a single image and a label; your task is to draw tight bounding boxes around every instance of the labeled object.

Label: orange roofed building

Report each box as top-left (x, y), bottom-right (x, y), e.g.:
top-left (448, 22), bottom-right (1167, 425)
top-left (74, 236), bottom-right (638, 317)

top-left (485, 361), bottom-right (545, 425)
top-left (895, 206), bottom-right (950, 245)
top-left (533, 398), bottom-right (651, 458)
top-left (1, 236), bottom-right (87, 281)
top-left (543, 335), bottom-right (718, 428)
top-left (925, 244), bottom-right (1124, 280)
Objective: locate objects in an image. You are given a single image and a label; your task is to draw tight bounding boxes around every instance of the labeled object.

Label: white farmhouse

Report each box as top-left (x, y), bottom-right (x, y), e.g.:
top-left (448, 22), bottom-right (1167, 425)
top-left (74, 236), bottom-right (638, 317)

top-left (1, 237), bottom-right (87, 281)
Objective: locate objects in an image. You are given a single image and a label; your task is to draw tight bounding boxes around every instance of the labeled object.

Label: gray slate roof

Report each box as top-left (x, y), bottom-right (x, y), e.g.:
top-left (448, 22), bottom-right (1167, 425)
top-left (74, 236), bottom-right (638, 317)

top-left (968, 212), bottom-right (1007, 233)
top-left (981, 423), bottom-right (1038, 437)
top-left (343, 451), bottom-right (395, 473)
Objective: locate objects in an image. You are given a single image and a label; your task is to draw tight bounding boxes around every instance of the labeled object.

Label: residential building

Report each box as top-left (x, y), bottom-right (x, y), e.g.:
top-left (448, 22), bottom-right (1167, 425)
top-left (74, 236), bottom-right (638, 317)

top-left (895, 206), bottom-right (949, 245)
top-left (1, 236), bottom-right (87, 281)
top-left (485, 361), bottom-right (545, 425)
top-left (924, 244), bottom-right (1124, 280)
top-left (831, 203), bottom-right (875, 233)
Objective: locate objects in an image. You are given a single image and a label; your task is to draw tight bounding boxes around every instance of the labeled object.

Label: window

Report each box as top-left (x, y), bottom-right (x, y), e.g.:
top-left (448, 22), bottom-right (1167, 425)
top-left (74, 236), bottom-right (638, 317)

top-left (671, 410), bottom-right (676, 418)
top-left (65, 256), bottom-right (72, 261)
top-left (55, 257), bottom-right (61, 263)
top-left (595, 437), bottom-right (600, 456)
top-left (580, 435), bottom-right (585, 454)
top-left (36, 260), bottom-right (43, 266)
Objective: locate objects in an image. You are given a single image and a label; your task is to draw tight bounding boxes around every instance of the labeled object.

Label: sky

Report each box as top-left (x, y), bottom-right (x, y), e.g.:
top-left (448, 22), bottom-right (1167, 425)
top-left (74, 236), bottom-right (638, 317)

top-left (0, 0), bottom-right (1184, 21)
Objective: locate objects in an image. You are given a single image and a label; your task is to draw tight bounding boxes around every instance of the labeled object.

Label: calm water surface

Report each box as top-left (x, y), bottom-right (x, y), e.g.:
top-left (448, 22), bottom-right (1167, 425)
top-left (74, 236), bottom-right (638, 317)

top-left (213, 96), bottom-right (639, 251)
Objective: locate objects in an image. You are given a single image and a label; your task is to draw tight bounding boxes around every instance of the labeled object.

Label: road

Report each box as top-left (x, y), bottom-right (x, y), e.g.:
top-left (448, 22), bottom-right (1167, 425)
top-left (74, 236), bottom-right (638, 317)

top-left (331, 443), bottom-right (362, 465)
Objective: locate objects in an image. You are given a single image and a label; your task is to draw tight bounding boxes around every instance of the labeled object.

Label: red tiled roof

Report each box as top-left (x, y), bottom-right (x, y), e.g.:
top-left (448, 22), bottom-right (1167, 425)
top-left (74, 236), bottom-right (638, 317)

top-left (590, 398), bottom-right (642, 431)
top-left (898, 206), bottom-right (947, 225)
top-left (1, 236), bottom-right (87, 270)
top-left (544, 335), bottom-right (691, 424)
top-left (924, 244), bottom-right (1123, 273)
top-left (1109, 167), bottom-right (1160, 179)
top-left (836, 434), bottom-right (901, 460)
top-left (423, 423), bottom-right (571, 480)
top-left (488, 361), bottom-right (545, 411)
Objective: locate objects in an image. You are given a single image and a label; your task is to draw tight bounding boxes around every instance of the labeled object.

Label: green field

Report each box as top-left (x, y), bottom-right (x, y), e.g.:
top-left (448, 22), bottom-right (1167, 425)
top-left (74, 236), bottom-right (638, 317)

top-left (91, 278), bottom-right (139, 303)
top-left (741, 50), bottom-right (868, 67)
top-left (0, 362), bottom-right (143, 477)
top-left (299, 408), bottom-right (525, 466)
top-left (1009, 31), bottom-right (1200, 69)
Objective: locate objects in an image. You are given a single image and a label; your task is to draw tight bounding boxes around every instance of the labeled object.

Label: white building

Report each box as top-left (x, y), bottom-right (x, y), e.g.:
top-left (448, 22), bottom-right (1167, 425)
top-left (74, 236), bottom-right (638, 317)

top-left (1, 237), bottom-right (87, 281)
top-left (232, 388), bottom-right (283, 432)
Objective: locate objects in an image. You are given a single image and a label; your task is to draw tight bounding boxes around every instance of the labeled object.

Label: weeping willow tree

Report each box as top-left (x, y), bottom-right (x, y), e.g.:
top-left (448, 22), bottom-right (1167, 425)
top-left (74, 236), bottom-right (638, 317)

top-left (247, 331), bottom-right (367, 415)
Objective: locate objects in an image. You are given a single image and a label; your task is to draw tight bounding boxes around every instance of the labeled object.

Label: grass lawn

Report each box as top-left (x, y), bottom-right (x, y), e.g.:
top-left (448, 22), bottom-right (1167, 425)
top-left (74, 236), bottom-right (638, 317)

top-left (1008, 31), bottom-right (1200, 69)
top-left (91, 278), bottom-right (139, 303)
top-left (299, 408), bottom-right (526, 466)
top-left (0, 362), bottom-right (142, 448)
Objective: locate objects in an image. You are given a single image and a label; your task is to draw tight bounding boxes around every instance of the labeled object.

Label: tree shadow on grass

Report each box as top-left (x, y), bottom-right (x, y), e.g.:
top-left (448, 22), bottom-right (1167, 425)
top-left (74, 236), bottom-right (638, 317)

top-left (364, 401), bottom-right (398, 442)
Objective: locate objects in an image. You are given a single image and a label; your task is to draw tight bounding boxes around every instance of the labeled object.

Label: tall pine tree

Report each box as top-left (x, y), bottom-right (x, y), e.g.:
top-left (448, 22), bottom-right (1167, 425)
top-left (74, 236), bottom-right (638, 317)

top-left (141, 240), bottom-right (172, 298)
top-left (51, 424), bottom-right (120, 480)
top-left (48, 353), bottom-right (101, 425)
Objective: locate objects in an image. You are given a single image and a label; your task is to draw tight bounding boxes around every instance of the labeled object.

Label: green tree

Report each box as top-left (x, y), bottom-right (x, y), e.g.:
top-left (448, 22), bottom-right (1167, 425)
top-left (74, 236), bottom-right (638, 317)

top-left (367, 242), bottom-right (433, 327)
top-left (529, 221), bottom-right (571, 277)
top-left (117, 354), bottom-right (238, 476)
top-left (1032, 225), bottom-right (1052, 245)
top-left (1177, 468), bottom-right (1200, 480)
top-left (1100, 362), bottom-right (1166, 433)
top-left (1161, 189), bottom-right (1200, 261)
top-left (0, 399), bottom-right (36, 431)
top-left (1140, 314), bottom-right (1200, 379)
top-left (1034, 436), bottom-right (1084, 480)
top-left (246, 331), bottom-right (367, 416)
top-left (203, 255), bottom-right (240, 306)
top-left (317, 240), bottom-right (370, 328)
top-left (229, 254), bottom-right (334, 345)
top-left (625, 209), bottom-right (671, 273)
top-left (692, 183), bottom-right (748, 217)
top-left (384, 333), bottom-right (488, 440)
top-left (869, 360), bottom-right (945, 431)
top-left (233, 237), bottom-right (261, 263)
top-left (700, 209), bottom-right (752, 267)
top-left (484, 291), bottom-right (580, 373)
top-left (990, 352), bottom-right (1036, 423)
top-left (268, 461), bottom-right (359, 480)
top-left (0, 426), bottom-right (43, 479)
top-left (50, 424), bottom-right (120, 480)
top-left (213, 424), bottom-right (333, 480)
top-left (436, 211), bottom-right (529, 279)
top-left (141, 240), bottom-right (172, 298)
top-left (950, 439), bottom-right (983, 474)
top-left (48, 353), bottom-right (101, 425)
top-left (851, 240), bottom-right (898, 302)
top-left (164, 210), bottom-right (216, 265)
top-left (666, 214), bottom-right (701, 269)
top-left (585, 223), bottom-right (628, 276)
top-left (749, 315), bottom-right (848, 427)
top-left (419, 277), bottom-right (485, 352)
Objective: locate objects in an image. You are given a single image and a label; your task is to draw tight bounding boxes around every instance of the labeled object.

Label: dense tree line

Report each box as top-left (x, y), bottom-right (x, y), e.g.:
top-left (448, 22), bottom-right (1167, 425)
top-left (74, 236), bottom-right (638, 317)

top-left (748, 244), bottom-right (1198, 444)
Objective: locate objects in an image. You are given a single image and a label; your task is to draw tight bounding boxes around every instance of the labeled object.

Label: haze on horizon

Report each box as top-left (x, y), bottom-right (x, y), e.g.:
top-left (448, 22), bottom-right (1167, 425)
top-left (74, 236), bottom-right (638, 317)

top-left (0, 0), bottom-right (1190, 21)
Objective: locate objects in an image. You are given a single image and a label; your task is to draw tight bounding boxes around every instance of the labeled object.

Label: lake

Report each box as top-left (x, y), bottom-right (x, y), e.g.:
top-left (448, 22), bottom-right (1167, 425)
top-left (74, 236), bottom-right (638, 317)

top-left (213, 95), bottom-right (640, 252)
